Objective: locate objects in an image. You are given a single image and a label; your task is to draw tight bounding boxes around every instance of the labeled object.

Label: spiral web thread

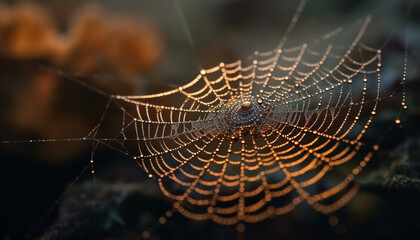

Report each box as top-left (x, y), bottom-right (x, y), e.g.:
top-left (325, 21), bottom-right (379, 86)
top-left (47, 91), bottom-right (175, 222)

top-left (2, 0), bottom-right (408, 227)
top-left (92, 11), bottom-right (407, 224)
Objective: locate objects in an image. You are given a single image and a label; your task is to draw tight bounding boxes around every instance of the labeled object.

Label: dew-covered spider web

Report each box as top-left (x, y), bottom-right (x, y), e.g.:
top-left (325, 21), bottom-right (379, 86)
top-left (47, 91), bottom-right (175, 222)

top-left (2, 0), bottom-right (409, 228)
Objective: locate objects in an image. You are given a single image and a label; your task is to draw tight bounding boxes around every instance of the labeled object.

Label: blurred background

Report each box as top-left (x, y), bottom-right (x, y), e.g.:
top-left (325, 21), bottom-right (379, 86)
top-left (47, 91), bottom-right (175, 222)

top-left (0, 0), bottom-right (419, 239)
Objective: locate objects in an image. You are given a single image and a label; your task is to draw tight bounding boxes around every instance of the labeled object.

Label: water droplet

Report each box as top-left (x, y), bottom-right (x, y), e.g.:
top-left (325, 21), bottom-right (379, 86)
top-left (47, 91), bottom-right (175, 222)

top-left (241, 101), bottom-right (252, 110)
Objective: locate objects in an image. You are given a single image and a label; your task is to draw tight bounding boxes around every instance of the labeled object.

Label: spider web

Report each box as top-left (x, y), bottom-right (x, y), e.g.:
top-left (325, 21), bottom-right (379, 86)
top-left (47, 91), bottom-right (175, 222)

top-left (2, 0), bottom-right (408, 227)
top-left (88, 14), bottom-right (402, 225)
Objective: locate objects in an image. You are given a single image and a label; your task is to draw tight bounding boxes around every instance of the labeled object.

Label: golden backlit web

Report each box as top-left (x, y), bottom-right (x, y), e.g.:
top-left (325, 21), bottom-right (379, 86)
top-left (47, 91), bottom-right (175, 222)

top-left (101, 8), bottom-right (406, 225)
top-left (2, 0), bottom-right (408, 228)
